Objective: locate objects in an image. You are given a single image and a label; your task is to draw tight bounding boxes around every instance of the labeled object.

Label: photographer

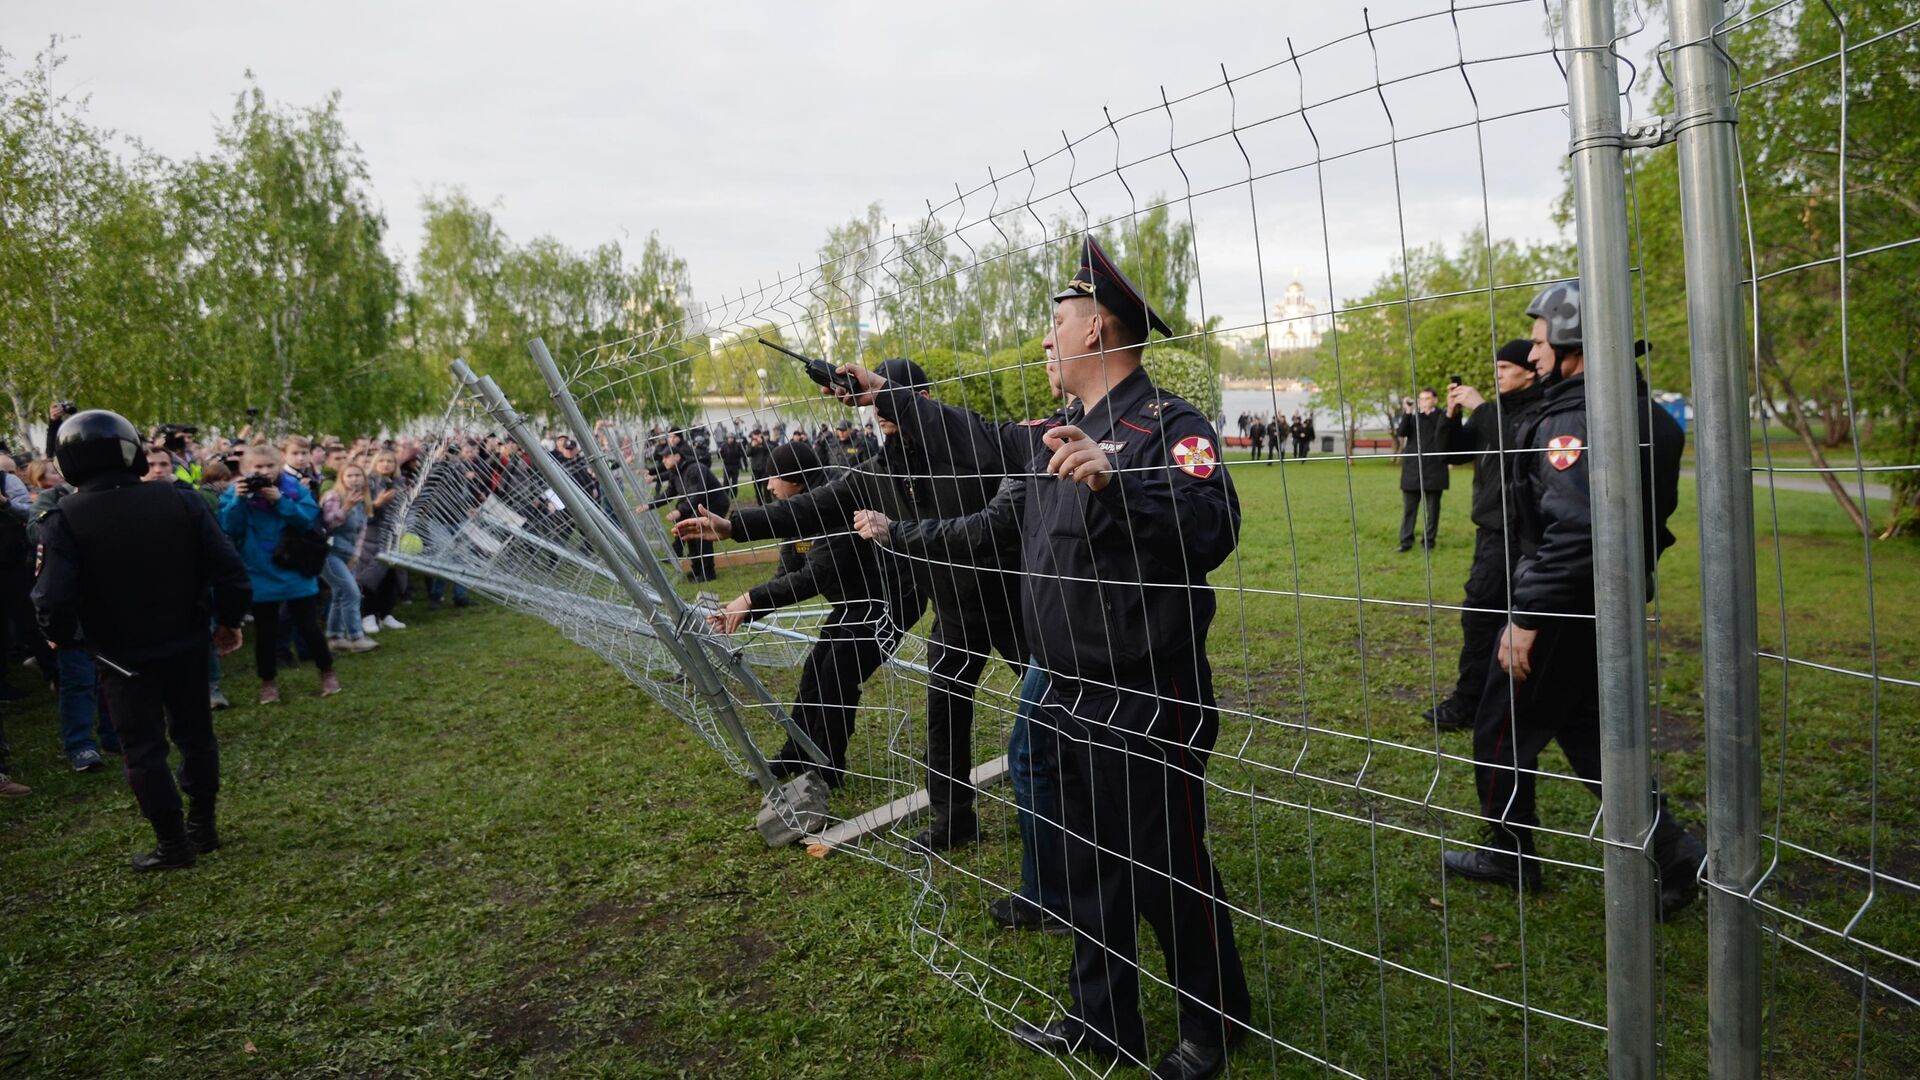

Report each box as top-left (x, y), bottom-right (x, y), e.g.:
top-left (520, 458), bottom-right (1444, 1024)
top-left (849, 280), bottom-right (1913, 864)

top-left (219, 444), bottom-right (339, 703)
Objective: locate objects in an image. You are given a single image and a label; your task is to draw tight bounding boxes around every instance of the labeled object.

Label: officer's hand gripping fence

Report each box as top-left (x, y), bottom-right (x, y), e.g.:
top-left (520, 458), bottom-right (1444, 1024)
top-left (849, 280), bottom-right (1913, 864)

top-left (418, 0), bottom-right (1916, 1074)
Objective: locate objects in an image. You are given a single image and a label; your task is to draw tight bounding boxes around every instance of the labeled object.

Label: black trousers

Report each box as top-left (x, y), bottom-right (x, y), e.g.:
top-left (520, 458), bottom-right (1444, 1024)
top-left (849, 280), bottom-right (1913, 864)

top-left (751, 476), bottom-right (771, 504)
top-left (1042, 654), bottom-right (1251, 1055)
top-left (1470, 618), bottom-right (1686, 855)
top-left (1451, 527), bottom-right (1517, 710)
top-left (252, 598), bottom-right (333, 680)
top-left (773, 604), bottom-right (894, 779)
top-left (682, 538), bottom-right (716, 580)
top-left (1399, 489), bottom-right (1443, 548)
top-left (96, 646), bottom-right (217, 827)
top-left (923, 601), bottom-right (1025, 824)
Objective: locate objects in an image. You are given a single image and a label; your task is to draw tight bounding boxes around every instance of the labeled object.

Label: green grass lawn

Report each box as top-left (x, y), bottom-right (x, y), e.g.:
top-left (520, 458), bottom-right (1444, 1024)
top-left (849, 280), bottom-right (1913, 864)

top-left (1, 454), bottom-right (1914, 1078)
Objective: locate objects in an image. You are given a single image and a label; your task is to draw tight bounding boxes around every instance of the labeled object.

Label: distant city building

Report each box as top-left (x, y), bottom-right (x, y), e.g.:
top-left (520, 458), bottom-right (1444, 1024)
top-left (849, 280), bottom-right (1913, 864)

top-left (1270, 275), bottom-right (1326, 353)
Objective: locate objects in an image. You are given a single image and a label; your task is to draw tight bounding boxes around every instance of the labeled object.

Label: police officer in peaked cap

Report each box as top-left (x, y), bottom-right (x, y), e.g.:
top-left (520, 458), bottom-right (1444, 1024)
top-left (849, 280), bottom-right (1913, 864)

top-left (31, 409), bottom-right (251, 871)
top-left (827, 235), bottom-right (1251, 1080)
top-left (1444, 281), bottom-right (1707, 918)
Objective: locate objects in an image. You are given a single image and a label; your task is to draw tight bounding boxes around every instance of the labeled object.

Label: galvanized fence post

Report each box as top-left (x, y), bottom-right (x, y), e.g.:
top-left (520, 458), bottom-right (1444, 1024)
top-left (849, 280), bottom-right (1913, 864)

top-left (1668, 1), bottom-right (1764, 1075)
top-left (1562, 1), bottom-right (1662, 1075)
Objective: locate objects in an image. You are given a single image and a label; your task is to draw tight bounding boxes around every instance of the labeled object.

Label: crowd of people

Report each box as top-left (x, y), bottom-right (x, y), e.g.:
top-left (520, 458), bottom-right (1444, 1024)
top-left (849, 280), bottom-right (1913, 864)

top-left (1233, 410), bottom-right (1315, 460)
top-left (0, 413), bottom-right (493, 801)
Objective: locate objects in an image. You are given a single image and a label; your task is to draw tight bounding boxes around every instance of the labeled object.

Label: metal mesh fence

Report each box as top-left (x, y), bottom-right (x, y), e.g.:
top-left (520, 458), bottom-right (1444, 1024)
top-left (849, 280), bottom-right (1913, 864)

top-left (390, 1), bottom-right (1917, 1074)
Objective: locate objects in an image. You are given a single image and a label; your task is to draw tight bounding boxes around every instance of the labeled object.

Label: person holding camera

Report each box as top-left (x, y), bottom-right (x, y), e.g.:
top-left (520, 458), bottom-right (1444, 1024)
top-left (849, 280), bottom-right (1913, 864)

top-left (32, 410), bottom-right (251, 870)
top-left (1394, 388), bottom-right (1452, 552)
top-left (219, 444), bottom-right (339, 703)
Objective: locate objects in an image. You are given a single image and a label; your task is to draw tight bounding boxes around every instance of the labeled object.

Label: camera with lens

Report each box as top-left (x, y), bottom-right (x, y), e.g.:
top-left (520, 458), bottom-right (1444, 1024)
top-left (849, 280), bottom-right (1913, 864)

top-left (157, 423), bottom-right (199, 454)
top-left (240, 473), bottom-right (276, 495)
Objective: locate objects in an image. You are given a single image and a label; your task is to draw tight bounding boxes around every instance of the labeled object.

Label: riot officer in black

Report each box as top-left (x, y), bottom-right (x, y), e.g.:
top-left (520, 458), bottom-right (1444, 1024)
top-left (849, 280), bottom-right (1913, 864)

top-left (706, 442), bottom-right (901, 784)
top-left (31, 410), bottom-right (251, 871)
top-left (1444, 282), bottom-right (1706, 918)
top-left (1423, 339), bottom-right (1546, 731)
top-left (745, 431), bottom-right (774, 504)
top-left (676, 356), bottom-right (1025, 852)
top-left (659, 444), bottom-right (730, 582)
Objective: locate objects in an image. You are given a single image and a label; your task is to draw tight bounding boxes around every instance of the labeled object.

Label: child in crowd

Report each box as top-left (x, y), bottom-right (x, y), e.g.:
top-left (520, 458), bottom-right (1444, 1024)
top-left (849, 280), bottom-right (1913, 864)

top-left (219, 444), bottom-right (339, 703)
top-left (319, 463), bottom-right (377, 654)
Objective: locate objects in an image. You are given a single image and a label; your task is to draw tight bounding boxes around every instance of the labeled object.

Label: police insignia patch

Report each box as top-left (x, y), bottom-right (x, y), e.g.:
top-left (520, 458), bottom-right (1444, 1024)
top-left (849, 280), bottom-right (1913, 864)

top-left (1172, 435), bottom-right (1217, 478)
top-left (1546, 434), bottom-right (1584, 470)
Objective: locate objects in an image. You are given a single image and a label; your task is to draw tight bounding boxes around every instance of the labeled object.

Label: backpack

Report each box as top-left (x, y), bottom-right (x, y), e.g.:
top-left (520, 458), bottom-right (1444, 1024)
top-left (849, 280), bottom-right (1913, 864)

top-left (272, 524), bottom-right (332, 578)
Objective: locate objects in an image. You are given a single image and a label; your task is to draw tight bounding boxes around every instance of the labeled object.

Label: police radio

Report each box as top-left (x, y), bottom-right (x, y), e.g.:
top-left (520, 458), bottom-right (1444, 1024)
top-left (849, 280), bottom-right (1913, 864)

top-left (757, 338), bottom-right (864, 399)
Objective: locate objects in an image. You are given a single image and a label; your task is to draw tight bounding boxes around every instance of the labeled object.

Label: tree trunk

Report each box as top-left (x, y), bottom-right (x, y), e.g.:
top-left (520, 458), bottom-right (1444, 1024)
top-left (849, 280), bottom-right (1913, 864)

top-left (1759, 352), bottom-right (1872, 536)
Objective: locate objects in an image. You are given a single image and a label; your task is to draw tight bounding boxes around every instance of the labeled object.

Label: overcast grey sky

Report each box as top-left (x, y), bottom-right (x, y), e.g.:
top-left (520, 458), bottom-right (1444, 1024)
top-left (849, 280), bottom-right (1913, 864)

top-left (5, 1), bottom-right (1653, 334)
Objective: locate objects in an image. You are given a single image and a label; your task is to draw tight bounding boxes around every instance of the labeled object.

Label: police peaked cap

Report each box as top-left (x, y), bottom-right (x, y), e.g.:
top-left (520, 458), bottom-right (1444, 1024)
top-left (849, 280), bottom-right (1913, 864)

top-left (1052, 234), bottom-right (1174, 340)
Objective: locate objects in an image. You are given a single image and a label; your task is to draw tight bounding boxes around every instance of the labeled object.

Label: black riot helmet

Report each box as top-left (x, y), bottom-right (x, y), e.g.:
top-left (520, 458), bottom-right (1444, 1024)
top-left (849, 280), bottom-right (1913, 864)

top-left (55, 409), bottom-right (145, 485)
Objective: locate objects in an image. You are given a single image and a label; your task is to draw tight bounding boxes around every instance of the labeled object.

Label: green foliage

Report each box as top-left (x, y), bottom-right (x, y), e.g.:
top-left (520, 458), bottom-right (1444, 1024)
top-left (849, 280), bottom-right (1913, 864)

top-left (1308, 232), bottom-right (1573, 438)
top-left (177, 78), bottom-right (407, 435)
top-left (1624, 1), bottom-right (1920, 533)
top-left (0, 43), bottom-right (699, 444)
top-left (916, 347), bottom-right (996, 419)
top-left (990, 336), bottom-right (1054, 420)
top-left (1144, 345), bottom-right (1221, 421)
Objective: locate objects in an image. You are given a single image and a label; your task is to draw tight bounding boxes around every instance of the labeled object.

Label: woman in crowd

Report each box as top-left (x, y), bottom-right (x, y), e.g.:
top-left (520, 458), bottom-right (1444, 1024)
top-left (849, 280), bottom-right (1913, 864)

top-left (219, 444), bottom-right (339, 703)
top-left (357, 449), bottom-right (406, 635)
top-left (320, 462), bottom-right (378, 654)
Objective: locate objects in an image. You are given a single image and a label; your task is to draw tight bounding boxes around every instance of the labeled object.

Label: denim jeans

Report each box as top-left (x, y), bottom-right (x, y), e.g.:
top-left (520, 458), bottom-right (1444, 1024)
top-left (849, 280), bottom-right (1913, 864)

top-left (55, 647), bottom-right (101, 758)
top-left (320, 555), bottom-right (364, 639)
top-left (1009, 659), bottom-right (1063, 912)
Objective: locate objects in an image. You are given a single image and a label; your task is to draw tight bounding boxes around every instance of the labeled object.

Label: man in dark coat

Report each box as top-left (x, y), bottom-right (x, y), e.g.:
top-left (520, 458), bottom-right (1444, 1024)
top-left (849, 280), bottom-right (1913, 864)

top-left (661, 445), bottom-right (731, 582)
top-left (705, 441), bottom-right (902, 783)
top-left (1445, 282), bottom-right (1705, 919)
top-left (675, 358), bottom-right (1024, 852)
top-left (1423, 340), bottom-right (1546, 731)
top-left (1394, 388), bottom-right (1453, 551)
top-left (745, 430), bottom-right (775, 504)
top-left (719, 434), bottom-right (747, 497)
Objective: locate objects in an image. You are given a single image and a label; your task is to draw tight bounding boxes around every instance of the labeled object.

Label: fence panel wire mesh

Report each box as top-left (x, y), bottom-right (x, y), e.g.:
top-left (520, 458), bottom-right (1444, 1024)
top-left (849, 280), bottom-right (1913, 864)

top-left (382, 1), bottom-right (1916, 1074)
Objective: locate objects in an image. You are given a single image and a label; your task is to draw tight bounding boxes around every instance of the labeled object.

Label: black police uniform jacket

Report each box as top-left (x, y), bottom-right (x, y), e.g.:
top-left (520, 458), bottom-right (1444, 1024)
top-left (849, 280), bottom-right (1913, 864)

top-left (1395, 409), bottom-right (1455, 492)
top-left (666, 459), bottom-right (731, 521)
top-left (888, 475), bottom-right (1025, 579)
top-left (744, 528), bottom-right (895, 637)
top-left (1445, 383), bottom-right (1548, 533)
top-left (725, 429), bottom-right (1010, 625)
top-left (822, 435), bottom-right (865, 471)
top-left (32, 473), bottom-right (253, 663)
top-left (875, 364), bottom-right (1238, 689)
top-left (1508, 373), bottom-right (1683, 630)
top-left (745, 442), bottom-right (774, 480)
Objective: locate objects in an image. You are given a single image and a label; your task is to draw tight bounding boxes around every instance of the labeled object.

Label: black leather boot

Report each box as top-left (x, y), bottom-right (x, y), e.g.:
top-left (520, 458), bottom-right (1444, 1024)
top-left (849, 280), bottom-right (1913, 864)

top-left (132, 817), bottom-right (198, 872)
top-left (186, 796), bottom-right (220, 854)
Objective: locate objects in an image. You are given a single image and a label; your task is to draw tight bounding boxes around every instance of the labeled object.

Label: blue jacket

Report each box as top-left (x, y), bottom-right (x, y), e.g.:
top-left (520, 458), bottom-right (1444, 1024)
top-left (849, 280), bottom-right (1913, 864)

top-left (220, 474), bottom-right (323, 603)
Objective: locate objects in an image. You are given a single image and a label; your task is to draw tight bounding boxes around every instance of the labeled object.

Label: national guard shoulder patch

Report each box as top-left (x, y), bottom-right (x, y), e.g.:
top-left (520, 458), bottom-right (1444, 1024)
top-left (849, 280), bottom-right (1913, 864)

top-left (1546, 434), bottom-right (1584, 470)
top-left (1172, 435), bottom-right (1217, 479)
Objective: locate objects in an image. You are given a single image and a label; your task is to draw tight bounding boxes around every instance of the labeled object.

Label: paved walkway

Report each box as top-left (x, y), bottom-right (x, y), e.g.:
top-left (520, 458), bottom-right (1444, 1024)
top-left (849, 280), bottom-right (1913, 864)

top-left (1681, 467), bottom-right (1892, 502)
